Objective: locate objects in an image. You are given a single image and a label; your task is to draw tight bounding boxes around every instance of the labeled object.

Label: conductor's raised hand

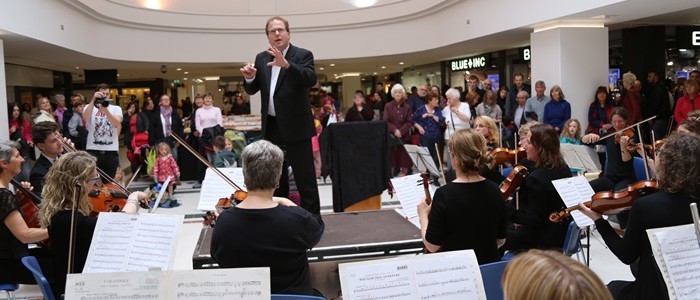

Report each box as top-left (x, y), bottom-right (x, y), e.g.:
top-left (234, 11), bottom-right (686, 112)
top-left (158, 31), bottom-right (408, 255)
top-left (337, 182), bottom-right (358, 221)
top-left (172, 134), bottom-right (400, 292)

top-left (240, 63), bottom-right (257, 80)
top-left (266, 46), bottom-right (290, 69)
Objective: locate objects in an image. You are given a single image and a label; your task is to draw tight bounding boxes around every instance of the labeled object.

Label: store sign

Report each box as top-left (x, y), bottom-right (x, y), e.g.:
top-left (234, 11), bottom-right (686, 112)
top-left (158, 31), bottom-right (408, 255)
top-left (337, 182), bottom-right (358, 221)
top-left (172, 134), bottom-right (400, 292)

top-left (676, 26), bottom-right (700, 49)
top-left (522, 47), bottom-right (531, 61)
top-left (694, 31), bottom-right (700, 46)
top-left (450, 55), bottom-right (489, 71)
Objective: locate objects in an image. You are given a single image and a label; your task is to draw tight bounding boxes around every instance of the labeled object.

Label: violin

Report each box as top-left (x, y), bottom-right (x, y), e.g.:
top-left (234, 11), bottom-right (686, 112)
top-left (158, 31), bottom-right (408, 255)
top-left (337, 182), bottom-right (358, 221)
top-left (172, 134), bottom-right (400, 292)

top-left (488, 147), bottom-right (526, 167)
top-left (168, 131), bottom-right (246, 226)
top-left (499, 165), bottom-right (529, 200)
top-left (419, 172), bottom-right (432, 205)
top-left (549, 180), bottom-right (659, 223)
top-left (10, 179), bottom-right (41, 229)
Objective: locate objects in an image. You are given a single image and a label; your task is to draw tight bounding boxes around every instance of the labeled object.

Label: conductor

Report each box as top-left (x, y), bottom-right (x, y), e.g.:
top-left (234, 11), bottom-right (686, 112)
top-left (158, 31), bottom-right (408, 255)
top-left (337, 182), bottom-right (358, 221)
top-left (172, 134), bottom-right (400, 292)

top-left (241, 16), bottom-right (320, 215)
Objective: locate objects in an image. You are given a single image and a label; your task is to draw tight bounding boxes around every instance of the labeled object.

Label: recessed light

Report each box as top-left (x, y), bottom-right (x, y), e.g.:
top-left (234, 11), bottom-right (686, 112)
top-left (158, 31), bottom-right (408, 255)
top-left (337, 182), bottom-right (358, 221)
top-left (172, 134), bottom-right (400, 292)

top-left (319, 67), bottom-right (325, 71)
top-left (381, 66), bottom-right (386, 69)
top-left (117, 74), bottom-right (120, 77)
top-left (184, 78), bottom-right (188, 80)
top-left (667, 61), bottom-right (673, 66)
top-left (373, 72), bottom-right (377, 75)
top-left (176, 68), bottom-right (182, 71)
top-left (184, 71), bottom-right (189, 74)
top-left (329, 64), bottom-right (335, 67)
top-left (399, 62), bottom-right (404, 65)
top-left (75, 66), bottom-right (80, 69)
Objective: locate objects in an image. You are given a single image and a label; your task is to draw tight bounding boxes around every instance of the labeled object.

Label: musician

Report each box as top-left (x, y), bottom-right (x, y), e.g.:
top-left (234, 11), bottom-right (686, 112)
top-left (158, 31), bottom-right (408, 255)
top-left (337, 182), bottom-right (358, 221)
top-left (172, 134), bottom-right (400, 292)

top-left (500, 124), bottom-right (572, 252)
top-left (211, 140), bottom-right (324, 296)
top-left (582, 107), bottom-right (639, 193)
top-left (677, 118), bottom-right (700, 135)
top-left (417, 129), bottom-right (506, 264)
top-left (579, 133), bottom-right (700, 300)
top-left (38, 151), bottom-right (148, 297)
top-left (29, 121), bottom-right (64, 198)
top-left (502, 250), bottom-right (612, 300)
top-left (0, 141), bottom-right (54, 288)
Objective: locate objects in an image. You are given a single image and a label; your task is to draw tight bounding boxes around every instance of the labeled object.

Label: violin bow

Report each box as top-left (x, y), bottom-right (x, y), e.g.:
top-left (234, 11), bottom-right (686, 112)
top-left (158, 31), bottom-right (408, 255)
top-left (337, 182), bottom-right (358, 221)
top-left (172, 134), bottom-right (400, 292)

top-left (168, 131), bottom-right (243, 191)
top-left (435, 143), bottom-right (446, 185)
top-left (635, 124), bottom-right (651, 180)
top-left (59, 136), bottom-right (129, 194)
top-left (599, 115), bottom-right (656, 141)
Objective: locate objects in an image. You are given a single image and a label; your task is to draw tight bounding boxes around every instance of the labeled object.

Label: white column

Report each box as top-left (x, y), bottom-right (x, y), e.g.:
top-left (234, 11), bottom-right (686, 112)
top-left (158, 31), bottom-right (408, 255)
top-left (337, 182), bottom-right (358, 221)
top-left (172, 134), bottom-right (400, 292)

top-left (0, 39), bottom-right (8, 140)
top-left (530, 27), bottom-right (608, 130)
top-left (341, 75), bottom-right (361, 115)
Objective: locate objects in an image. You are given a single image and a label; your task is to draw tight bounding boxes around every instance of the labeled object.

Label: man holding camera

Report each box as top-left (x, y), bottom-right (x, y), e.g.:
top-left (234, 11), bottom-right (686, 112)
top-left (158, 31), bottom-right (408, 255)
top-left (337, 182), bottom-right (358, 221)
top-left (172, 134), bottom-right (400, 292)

top-left (83, 83), bottom-right (123, 179)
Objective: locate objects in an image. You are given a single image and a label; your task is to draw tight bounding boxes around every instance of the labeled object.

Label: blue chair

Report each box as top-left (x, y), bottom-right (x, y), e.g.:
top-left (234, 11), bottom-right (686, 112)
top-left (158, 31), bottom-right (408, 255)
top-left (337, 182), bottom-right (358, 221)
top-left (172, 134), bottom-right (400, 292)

top-left (271, 294), bottom-right (325, 300)
top-left (479, 260), bottom-right (509, 300)
top-left (501, 167), bottom-right (513, 178)
top-left (21, 256), bottom-right (55, 300)
top-left (0, 283), bottom-right (18, 300)
top-left (562, 221), bottom-right (587, 265)
top-left (633, 156), bottom-right (651, 180)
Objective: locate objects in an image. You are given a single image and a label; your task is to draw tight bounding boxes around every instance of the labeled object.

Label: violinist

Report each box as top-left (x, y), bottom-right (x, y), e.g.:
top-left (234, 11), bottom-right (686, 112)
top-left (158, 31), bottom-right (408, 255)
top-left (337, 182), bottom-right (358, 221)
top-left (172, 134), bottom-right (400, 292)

top-left (38, 151), bottom-right (148, 297)
top-left (582, 107), bottom-right (639, 194)
top-left (578, 133), bottom-right (700, 300)
top-left (417, 129), bottom-right (507, 264)
top-left (29, 121), bottom-right (65, 198)
top-left (0, 141), bottom-right (54, 289)
top-left (211, 141), bottom-right (324, 296)
top-left (677, 118), bottom-right (700, 135)
top-left (499, 124), bottom-right (572, 253)
top-left (475, 116), bottom-right (505, 184)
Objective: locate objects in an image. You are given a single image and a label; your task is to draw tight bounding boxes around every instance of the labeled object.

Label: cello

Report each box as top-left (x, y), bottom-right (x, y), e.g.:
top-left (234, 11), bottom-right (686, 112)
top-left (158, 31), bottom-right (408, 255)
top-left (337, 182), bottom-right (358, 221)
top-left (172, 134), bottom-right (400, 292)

top-left (10, 179), bottom-right (50, 247)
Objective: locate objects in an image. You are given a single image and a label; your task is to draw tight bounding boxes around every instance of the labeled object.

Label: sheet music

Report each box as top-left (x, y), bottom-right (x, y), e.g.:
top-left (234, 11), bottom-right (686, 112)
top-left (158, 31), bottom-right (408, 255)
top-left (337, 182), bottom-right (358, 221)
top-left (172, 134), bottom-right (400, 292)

top-left (391, 174), bottom-right (435, 225)
top-left (198, 168), bottom-right (246, 211)
top-left (551, 176), bottom-right (595, 227)
top-left (404, 145), bottom-right (441, 176)
top-left (83, 213), bottom-right (184, 273)
top-left (66, 268), bottom-right (270, 299)
top-left (648, 224), bottom-right (700, 300)
top-left (339, 249), bottom-right (485, 300)
top-left (560, 143), bottom-right (602, 173)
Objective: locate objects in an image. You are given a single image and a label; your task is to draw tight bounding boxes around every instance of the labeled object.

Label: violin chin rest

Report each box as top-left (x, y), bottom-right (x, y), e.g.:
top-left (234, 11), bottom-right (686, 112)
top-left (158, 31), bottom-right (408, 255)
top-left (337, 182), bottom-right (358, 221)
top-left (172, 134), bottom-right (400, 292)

top-left (88, 190), bottom-right (100, 197)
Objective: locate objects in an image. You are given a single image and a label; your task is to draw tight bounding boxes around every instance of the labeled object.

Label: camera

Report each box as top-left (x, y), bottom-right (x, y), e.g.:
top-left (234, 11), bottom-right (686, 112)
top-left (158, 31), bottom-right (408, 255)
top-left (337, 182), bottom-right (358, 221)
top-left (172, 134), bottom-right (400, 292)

top-left (95, 97), bottom-right (113, 108)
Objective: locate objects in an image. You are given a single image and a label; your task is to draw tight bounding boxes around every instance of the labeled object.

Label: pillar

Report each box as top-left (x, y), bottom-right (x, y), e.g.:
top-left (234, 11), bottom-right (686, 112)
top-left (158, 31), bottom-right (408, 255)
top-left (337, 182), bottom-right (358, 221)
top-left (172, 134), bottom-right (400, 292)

top-left (531, 27), bottom-right (609, 130)
top-left (0, 39), bottom-right (8, 140)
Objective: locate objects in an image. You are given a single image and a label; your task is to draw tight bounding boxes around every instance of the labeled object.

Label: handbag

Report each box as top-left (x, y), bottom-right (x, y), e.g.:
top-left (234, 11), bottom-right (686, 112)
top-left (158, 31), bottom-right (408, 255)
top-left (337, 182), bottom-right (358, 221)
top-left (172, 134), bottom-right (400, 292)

top-left (146, 148), bottom-right (157, 176)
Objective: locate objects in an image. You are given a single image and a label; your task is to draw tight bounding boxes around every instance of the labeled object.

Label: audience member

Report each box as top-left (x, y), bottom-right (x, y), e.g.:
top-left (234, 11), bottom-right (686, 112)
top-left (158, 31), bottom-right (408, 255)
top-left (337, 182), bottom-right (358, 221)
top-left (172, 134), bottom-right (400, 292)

top-left (442, 88), bottom-right (471, 171)
top-left (618, 72), bottom-right (642, 124)
top-left (384, 83), bottom-right (413, 177)
top-left (407, 84), bottom-right (428, 114)
top-left (213, 136), bottom-right (237, 168)
top-left (83, 83), bottom-right (123, 179)
top-left (587, 86), bottom-right (614, 135)
top-left (476, 90), bottom-right (503, 122)
top-left (7, 103), bottom-right (33, 181)
top-left (524, 80), bottom-right (550, 122)
top-left (542, 85), bottom-right (571, 132)
top-left (412, 91), bottom-right (444, 184)
top-left (674, 79), bottom-right (698, 125)
top-left (345, 92), bottom-right (374, 121)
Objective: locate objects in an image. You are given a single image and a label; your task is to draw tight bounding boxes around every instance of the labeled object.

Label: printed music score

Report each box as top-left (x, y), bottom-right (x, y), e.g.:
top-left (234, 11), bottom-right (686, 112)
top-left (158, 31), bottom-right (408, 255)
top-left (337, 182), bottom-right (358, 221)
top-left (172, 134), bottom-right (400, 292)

top-left (391, 174), bottom-right (436, 228)
top-left (647, 224), bottom-right (700, 300)
top-left (339, 249), bottom-right (486, 300)
top-left (551, 176), bottom-right (596, 227)
top-left (83, 213), bottom-right (183, 273)
top-left (198, 168), bottom-right (246, 211)
top-left (66, 268), bottom-right (270, 299)
top-left (560, 143), bottom-right (602, 173)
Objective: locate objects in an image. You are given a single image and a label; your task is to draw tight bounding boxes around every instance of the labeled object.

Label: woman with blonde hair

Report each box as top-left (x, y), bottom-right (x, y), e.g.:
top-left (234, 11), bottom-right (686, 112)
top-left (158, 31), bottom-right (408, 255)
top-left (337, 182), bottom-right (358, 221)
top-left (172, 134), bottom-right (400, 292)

top-left (39, 151), bottom-right (148, 297)
top-left (417, 129), bottom-right (506, 264)
top-left (474, 115), bottom-right (500, 150)
top-left (502, 250), bottom-right (612, 300)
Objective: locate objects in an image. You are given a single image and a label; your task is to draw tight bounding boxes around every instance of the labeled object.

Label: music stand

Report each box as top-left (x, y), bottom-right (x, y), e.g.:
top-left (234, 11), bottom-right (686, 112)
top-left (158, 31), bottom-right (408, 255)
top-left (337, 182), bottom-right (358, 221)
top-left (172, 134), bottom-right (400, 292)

top-left (403, 145), bottom-right (440, 177)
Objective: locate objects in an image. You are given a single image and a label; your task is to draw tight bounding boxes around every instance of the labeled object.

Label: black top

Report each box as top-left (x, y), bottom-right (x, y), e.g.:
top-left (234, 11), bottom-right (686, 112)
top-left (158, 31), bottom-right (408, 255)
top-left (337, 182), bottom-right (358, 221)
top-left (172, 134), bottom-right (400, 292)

top-left (210, 205), bottom-right (324, 295)
top-left (511, 164), bottom-right (572, 249)
top-left (148, 107), bottom-right (184, 148)
top-left (604, 136), bottom-right (636, 182)
top-left (0, 188), bottom-right (27, 259)
top-left (596, 191), bottom-right (698, 300)
top-left (29, 155), bottom-right (53, 199)
top-left (426, 180), bottom-right (507, 264)
top-left (344, 106), bottom-right (375, 122)
top-left (48, 210), bottom-right (97, 296)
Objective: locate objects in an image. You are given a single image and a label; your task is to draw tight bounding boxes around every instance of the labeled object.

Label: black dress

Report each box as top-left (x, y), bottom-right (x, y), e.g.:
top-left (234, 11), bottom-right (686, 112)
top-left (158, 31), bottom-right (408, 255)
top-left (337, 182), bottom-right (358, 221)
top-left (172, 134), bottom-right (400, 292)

top-left (596, 191), bottom-right (698, 300)
top-left (48, 210), bottom-right (97, 297)
top-left (425, 180), bottom-right (507, 264)
top-left (503, 164), bottom-right (572, 251)
top-left (211, 205), bottom-right (324, 295)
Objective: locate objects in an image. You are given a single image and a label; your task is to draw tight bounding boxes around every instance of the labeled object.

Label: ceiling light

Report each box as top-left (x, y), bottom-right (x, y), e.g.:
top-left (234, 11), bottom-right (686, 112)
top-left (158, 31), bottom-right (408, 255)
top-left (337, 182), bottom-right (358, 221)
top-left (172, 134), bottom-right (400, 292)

top-left (117, 74), bottom-right (120, 77)
top-left (329, 64), bottom-right (335, 67)
top-left (381, 66), bottom-right (386, 69)
top-left (373, 72), bottom-right (377, 75)
top-left (75, 66), bottom-right (80, 69)
top-left (534, 20), bottom-right (604, 33)
top-left (184, 78), bottom-right (188, 80)
top-left (319, 67), bottom-right (324, 71)
top-left (352, 0), bottom-right (377, 8)
top-left (399, 62), bottom-right (404, 65)
top-left (176, 68), bottom-right (182, 71)
top-left (145, 0), bottom-right (161, 9)
top-left (184, 71), bottom-right (189, 74)
top-left (667, 61), bottom-right (673, 66)
top-left (203, 76), bottom-right (220, 81)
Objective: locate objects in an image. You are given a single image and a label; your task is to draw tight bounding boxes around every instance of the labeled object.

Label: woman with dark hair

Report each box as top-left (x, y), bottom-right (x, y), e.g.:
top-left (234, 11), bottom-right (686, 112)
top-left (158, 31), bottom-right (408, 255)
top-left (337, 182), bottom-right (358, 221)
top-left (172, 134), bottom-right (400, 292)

top-left (587, 86), bottom-right (614, 135)
top-left (500, 124), bottom-right (571, 253)
top-left (496, 86), bottom-right (509, 116)
top-left (417, 129), bottom-right (506, 264)
top-left (7, 103), bottom-right (33, 181)
top-left (580, 133), bottom-right (700, 300)
top-left (412, 91), bottom-right (444, 181)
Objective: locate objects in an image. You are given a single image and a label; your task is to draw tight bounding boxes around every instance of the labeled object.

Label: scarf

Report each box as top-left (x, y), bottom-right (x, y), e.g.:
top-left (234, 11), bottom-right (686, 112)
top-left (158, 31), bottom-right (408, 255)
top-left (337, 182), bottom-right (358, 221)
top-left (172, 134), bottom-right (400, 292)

top-left (161, 106), bottom-right (173, 132)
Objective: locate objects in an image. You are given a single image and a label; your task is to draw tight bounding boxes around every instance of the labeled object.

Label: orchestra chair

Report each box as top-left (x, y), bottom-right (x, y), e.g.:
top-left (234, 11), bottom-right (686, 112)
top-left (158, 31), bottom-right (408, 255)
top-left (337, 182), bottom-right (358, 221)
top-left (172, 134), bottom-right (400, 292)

top-left (501, 167), bottom-right (513, 178)
top-left (271, 294), bottom-right (325, 300)
top-left (479, 260), bottom-right (509, 300)
top-left (20, 256), bottom-right (55, 300)
top-left (632, 157), bottom-right (651, 180)
top-left (562, 221), bottom-right (587, 265)
top-left (0, 283), bottom-right (18, 300)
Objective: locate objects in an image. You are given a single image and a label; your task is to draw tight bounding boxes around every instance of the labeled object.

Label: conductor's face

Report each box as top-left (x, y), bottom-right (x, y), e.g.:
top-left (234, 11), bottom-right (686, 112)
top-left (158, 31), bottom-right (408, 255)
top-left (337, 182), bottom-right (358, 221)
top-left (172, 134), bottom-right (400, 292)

top-left (267, 19), bottom-right (290, 51)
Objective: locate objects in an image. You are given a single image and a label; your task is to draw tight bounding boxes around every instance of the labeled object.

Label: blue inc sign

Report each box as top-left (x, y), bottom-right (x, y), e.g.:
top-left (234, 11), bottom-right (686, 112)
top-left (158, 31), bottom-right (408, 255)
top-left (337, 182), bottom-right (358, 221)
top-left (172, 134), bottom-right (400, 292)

top-left (450, 55), bottom-right (489, 71)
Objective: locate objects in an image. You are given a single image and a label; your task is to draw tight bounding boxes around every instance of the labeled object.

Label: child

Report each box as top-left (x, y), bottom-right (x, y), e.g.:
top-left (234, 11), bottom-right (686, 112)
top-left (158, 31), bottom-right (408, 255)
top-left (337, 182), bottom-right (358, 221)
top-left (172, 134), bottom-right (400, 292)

top-left (153, 142), bottom-right (181, 207)
top-left (214, 136), bottom-right (238, 168)
top-left (67, 98), bottom-right (86, 149)
top-left (560, 119), bottom-right (583, 145)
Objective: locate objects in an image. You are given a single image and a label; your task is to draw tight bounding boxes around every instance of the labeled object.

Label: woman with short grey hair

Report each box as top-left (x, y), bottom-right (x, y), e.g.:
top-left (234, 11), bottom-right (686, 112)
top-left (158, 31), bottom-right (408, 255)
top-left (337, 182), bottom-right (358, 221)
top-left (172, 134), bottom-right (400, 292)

top-left (619, 72), bottom-right (641, 123)
top-left (211, 140), bottom-right (325, 296)
top-left (442, 87), bottom-right (472, 171)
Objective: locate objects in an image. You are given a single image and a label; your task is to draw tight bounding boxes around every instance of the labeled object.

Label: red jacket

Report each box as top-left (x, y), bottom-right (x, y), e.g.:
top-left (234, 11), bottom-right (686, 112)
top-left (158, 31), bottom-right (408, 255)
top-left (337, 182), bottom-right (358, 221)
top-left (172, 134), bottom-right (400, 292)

top-left (674, 93), bottom-right (699, 125)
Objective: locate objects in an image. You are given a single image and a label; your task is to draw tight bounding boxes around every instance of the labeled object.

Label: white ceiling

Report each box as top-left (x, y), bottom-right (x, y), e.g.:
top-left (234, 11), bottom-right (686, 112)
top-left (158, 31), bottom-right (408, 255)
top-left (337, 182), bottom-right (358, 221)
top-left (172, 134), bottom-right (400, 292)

top-left (1, 0), bottom-right (699, 83)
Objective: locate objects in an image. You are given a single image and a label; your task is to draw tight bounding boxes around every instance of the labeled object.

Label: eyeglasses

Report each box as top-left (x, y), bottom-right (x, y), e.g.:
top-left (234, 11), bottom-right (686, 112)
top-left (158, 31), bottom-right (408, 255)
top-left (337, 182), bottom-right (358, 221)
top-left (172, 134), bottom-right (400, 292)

top-left (87, 173), bottom-right (101, 184)
top-left (268, 28), bottom-right (286, 35)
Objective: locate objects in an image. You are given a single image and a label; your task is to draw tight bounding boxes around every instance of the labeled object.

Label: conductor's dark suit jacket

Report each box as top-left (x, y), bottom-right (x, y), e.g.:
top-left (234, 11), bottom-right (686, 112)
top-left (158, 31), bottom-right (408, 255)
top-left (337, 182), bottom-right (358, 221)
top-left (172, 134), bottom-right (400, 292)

top-left (29, 154), bottom-right (52, 200)
top-left (243, 44), bottom-right (316, 142)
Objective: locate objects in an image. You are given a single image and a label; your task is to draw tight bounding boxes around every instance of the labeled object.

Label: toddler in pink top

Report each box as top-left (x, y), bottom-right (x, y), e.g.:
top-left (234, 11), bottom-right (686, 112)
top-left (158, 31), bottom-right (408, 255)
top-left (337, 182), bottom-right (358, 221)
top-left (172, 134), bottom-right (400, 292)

top-left (153, 142), bottom-right (180, 202)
